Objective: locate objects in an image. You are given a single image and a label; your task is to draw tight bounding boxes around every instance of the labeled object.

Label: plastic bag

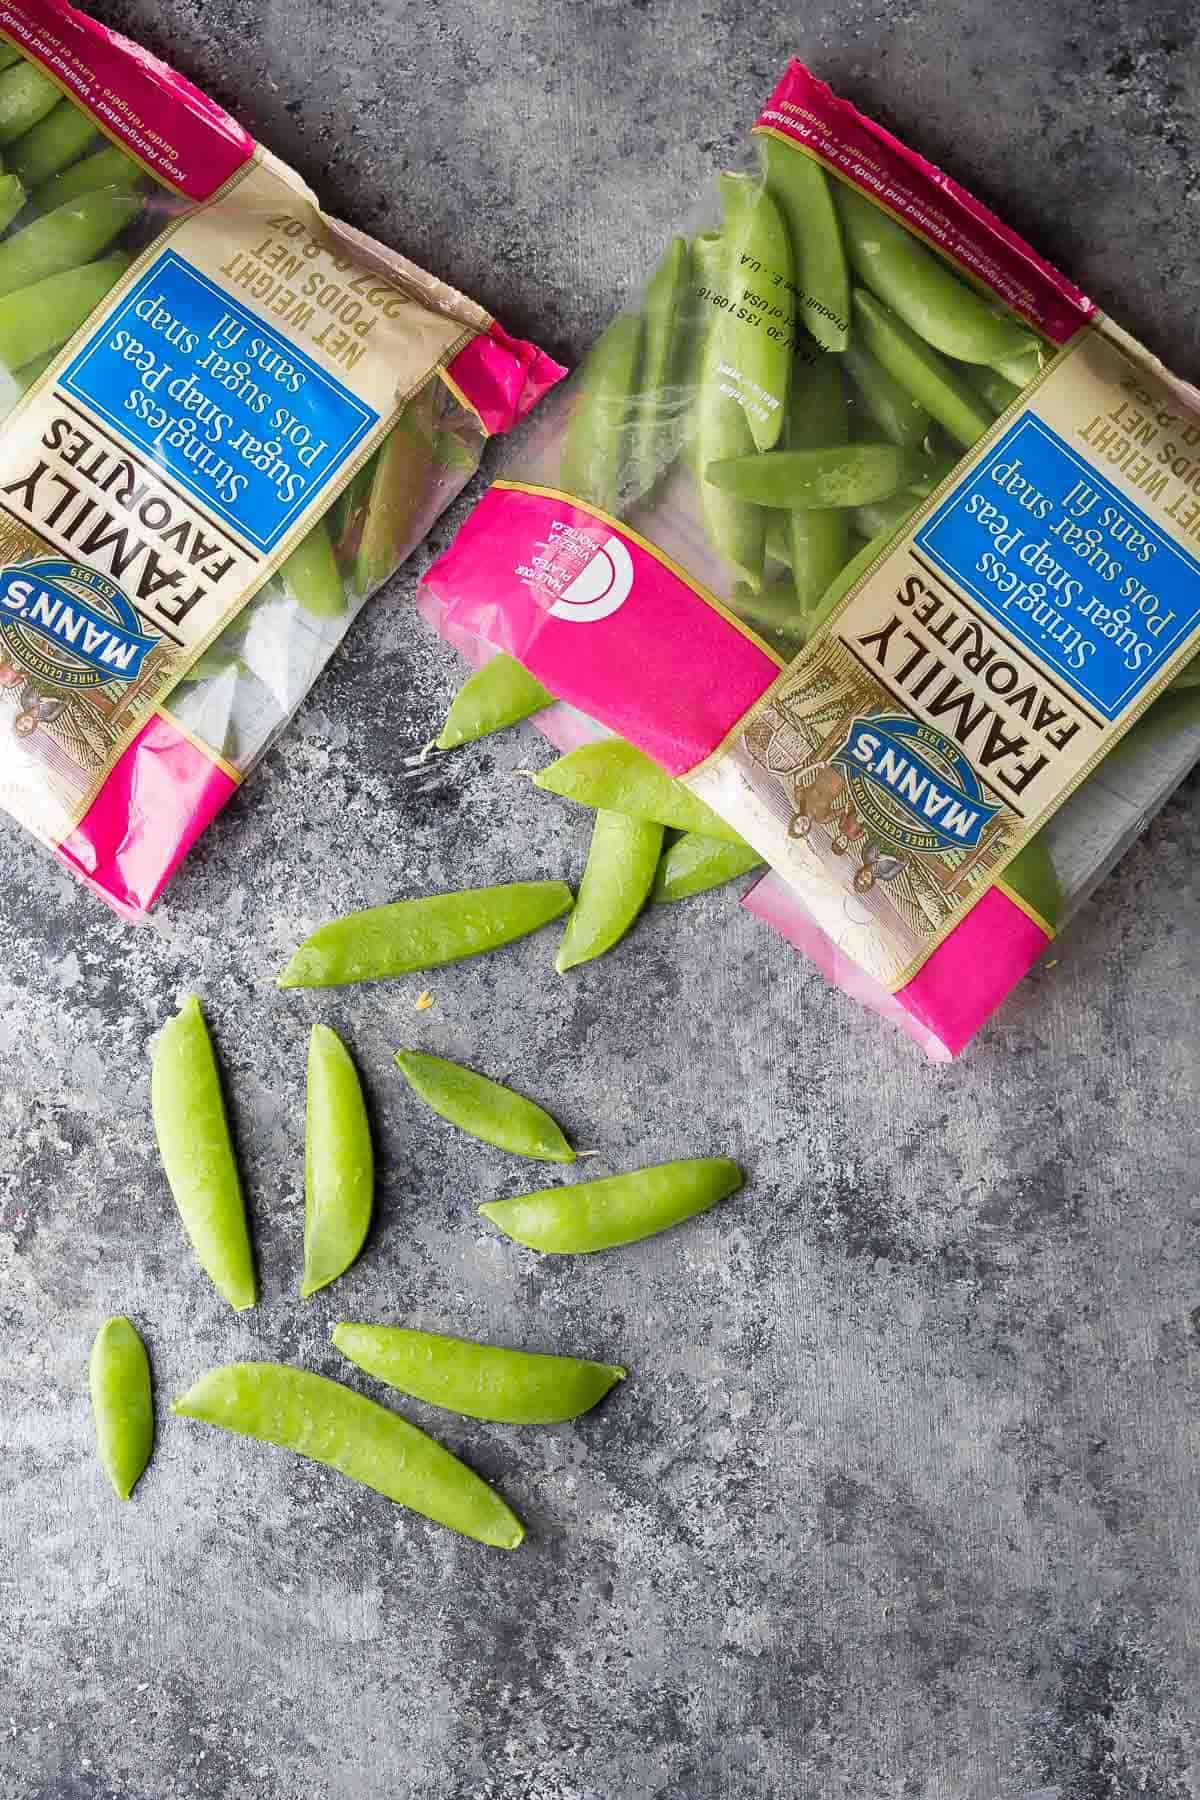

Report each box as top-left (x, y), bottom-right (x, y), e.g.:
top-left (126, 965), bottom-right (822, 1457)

top-left (0, 0), bottom-right (562, 918)
top-left (421, 60), bottom-right (1200, 1055)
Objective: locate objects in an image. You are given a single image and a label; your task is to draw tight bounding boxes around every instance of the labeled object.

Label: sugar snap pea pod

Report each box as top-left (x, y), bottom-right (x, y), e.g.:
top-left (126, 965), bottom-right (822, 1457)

top-left (278, 517), bottom-right (343, 619)
top-left (717, 174), bottom-right (792, 451)
top-left (964, 363), bottom-right (1022, 415)
top-left (1000, 834), bottom-right (1061, 931)
top-left (436, 655), bottom-right (553, 750)
top-left (556, 808), bottom-right (663, 972)
top-left (682, 230), bottom-right (728, 406)
top-left (0, 60), bottom-right (60, 146)
top-left (707, 441), bottom-right (924, 510)
top-left (173, 1363), bottom-right (524, 1549)
top-left (694, 239), bottom-right (765, 587)
top-left (8, 98), bottom-right (96, 189)
top-left (333, 1323), bottom-right (625, 1425)
top-left (991, 340), bottom-right (1046, 389)
top-left (833, 181), bottom-right (1039, 366)
top-left (0, 45), bottom-right (22, 72)
top-left (278, 880), bottom-right (573, 989)
top-left (631, 235), bottom-right (689, 497)
top-left (786, 352), bottom-right (850, 609)
top-left (151, 995), bottom-right (256, 1312)
top-left (651, 831), bottom-right (764, 902)
top-left (0, 172), bottom-right (23, 236)
top-left (764, 512), bottom-right (790, 566)
top-left (843, 337), bottom-right (931, 450)
top-left (728, 576), bottom-right (803, 658)
top-left (395, 1048), bottom-right (575, 1161)
top-left (326, 446), bottom-right (379, 553)
top-left (0, 190), bottom-right (140, 299)
top-left (353, 383), bottom-right (437, 596)
top-left (303, 1025), bottom-right (373, 1299)
top-left (806, 523), bottom-right (900, 642)
top-left (852, 290), bottom-right (993, 450)
top-left (558, 311), bottom-right (643, 516)
top-left (480, 1156), bottom-right (743, 1254)
top-left (533, 740), bottom-right (742, 841)
top-left (34, 142), bottom-right (141, 211)
top-left (853, 489), bottom-right (921, 539)
top-left (0, 249), bottom-right (129, 370)
top-left (757, 134), bottom-right (849, 353)
top-left (13, 345), bottom-right (57, 391)
top-left (906, 448), bottom-right (960, 497)
top-left (90, 1316), bottom-right (153, 1501)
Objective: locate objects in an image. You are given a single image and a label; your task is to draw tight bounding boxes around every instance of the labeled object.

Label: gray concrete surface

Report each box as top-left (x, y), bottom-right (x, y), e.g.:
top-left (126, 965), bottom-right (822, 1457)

top-left (3, 2), bottom-right (1200, 1797)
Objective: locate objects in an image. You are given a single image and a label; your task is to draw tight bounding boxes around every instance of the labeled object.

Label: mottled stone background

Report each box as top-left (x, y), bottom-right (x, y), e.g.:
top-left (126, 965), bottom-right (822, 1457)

top-left (3, 3), bottom-right (1199, 1797)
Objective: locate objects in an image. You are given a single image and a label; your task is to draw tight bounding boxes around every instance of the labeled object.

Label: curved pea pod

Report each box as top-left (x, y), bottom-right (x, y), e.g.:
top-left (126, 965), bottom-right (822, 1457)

top-left (303, 1025), bottom-right (374, 1299)
top-left (851, 290), bottom-right (994, 451)
top-left (394, 1049), bottom-right (576, 1162)
top-left (7, 98), bottom-right (96, 189)
top-left (853, 489), bottom-right (921, 540)
top-left (151, 995), bottom-right (256, 1312)
top-left (694, 310), bottom-right (766, 586)
top-left (963, 363), bottom-right (1022, 415)
top-left (34, 143), bottom-right (142, 212)
top-left (352, 383), bottom-right (438, 596)
top-left (757, 134), bottom-right (849, 353)
top-left (436, 655), bottom-right (553, 750)
top-left (0, 250), bottom-right (129, 370)
top-left (0, 189), bottom-right (141, 299)
top-left (558, 312), bottom-right (643, 516)
top-left (786, 351), bottom-right (850, 610)
top-left (533, 740), bottom-right (743, 841)
top-left (278, 880), bottom-right (574, 989)
top-left (833, 181), bottom-right (1040, 367)
top-left (806, 524), bottom-right (900, 641)
top-left (843, 337), bottom-right (931, 450)
top-left (1000, 834), bottom-right (1061, 932)
top-left (716, 173), bottom-right (793, 451)
top-left (728, 576), bottom-right (804, 659)
top-left (173, 1363), bottom-right (524, 1549)
top-left (479, 1156), bottom-right (743, 1254)
top-left (651, 831), bottom-right (764, 902)
top-left (707, 441), bottom-right (925, 510)
top-left (279, 517), bottom-right (344, 619)
top-left (631, 236), bottom-right (690, 497)
top-left (90, 1316), bottom-right (153, 1501)
top-left (681, 230), bottom-right (728, 405)
top-left (0, 60), bottom-right (60, 146)
top-left (556, 808), bottom-right (663, 972)
top-left (333, 1324), bottom-right (625, 1425)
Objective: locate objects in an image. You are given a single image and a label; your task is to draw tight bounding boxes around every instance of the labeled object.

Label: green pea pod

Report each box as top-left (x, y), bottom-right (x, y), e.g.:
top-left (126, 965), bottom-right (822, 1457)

top-left (0, 190), bottom-right (140, 299)
top-left (279, 517), bottom-right (344, 619)
top-left (631, 236), bottom-right (689, 497)
top-left (90, 1316), bottom-right (153, 1501)
top-left (479, 1156), bottom-right (743, 1254)
top-left (786, 352), bottom-right (850, 610)
top-left (173, 1364), bottom-right (524, 1550)
top-left (682, 230), bottom-right (728, 411)
top-left (556, 808), bottom-right (663, 972)
top-left (806, 524), bottom-right (900, 642)
top-left (533, 740), bottom-right (742, 841)
top-left (692, 212), bottom-right (766, 586)
top-left (651, 832), bottom-right (764, 902)
top-left (0, 173), bottom-right (24, 237)
top-left (0, 45), bottom-right (23, 73)
top-left (843, 337), bottom-right (932, 450)
top-left (352, 382), bottom-right (438, 596)
top-left (906, 448), bottom-right (960, 497)
top-left (333, 1323), bottom-right (625, 1425)
top-left (0, 250), bottom-right (130, 370)
top-left (757, 134), bottom-right (849, 353)
top-left (728, 576), bottom-right (803, 659)
top-left (325, 448), bottom-right (378, 552)
top-left (764, 512), bottom-right (790, 566)
top-left (303, 1025), bottom-right (373, 1299)
top-left (707, 441), bottom-right (925, 510)
top-left (853, 489), bottom-right (921, 540)
top-left (0, 61), bottom-right (60, 146)
top-left (999, 834), bottom-right (1061, 932)
top-left (151, 995), bottom-right (257, 1312)
top-left (961, 363), bottom-right (1021, 415)
top-left (436, 655), bottom-right (553, 750)
top-left (7, 97), bottom-right (96, 189)
top-left (394, 1048), bottom-right (575, 1162)
top-left (34, 143), bottom-right (142, 211)
top-left (558, 312), bottom-right (643, 516)
top-left (13, 344), bottom-right (58, 392)
top-left (834, 181), bottom-right (1040, 366)
top-left (992, 341), bottom-right (1047, 389)
top-left (278, 880), bottom-right (574, 989)
top-left (716, 173), bottom-right (793, 451)
top-left (851, 289), bottom-right (994, 450)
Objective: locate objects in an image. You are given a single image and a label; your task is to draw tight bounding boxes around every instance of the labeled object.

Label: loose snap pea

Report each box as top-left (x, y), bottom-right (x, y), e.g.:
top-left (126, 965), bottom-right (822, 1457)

top-left (479, 1156), bottom-right (743, 1254)
top-left (632, 236), bottom-right (689, 497)
top-left (90, 1316), bottom-right (153, 1501)
top-left (303, 1025), bottom-right (373, 1299)
top-left (395, 1048), bottom-right (575, 1161)
top-left (707, 441), bottom-right (924, 510)
top-left (558, 311), bottom-right (643, 516)
top-left (717, 176), bottom-right (793, 451)
top-left (8, 97), bottom-right (96, 189)
top-left (436, 655), bottom-right (554, 750)
top-left (0, 190), bottom-right (140, 298)
top-left (533, 740), bottom-right (742, 841)
top-left (279, 881), bottom-right (573, 989)
top-left (0, 250), bottom-right (129, 369)
top-left (728, 575), bottom-right (803, 658)
top-left (999, 834), bottom-right (1061, 931)
top-left (279, 517), bottom-right (344, 618)
top-left (833, 181), bottom-right (1040, 366)
top-left (34, 142), bottom-right (141, 211)
top-left (173, 1363), bottom-right (524, 1549)
top-left (757, 134), bottom-right (849, 353)
top-left (785, 352), bottom-right (850, 610)
top-left (556, 808), bottom-right (663, 972)
top-left (851, 289), bottom-right (993, 450)
top-left (0, 60), bottom-right (61, 146)
top-left (651, 831), bottom-right (764, 902)
top-left (333, 1324), bottom-right (625, 1425)
top-left (964, 364), bottom-right (1022, 415)
top-left (151, 996), bottom-right (256, 1312)
top-left (843, 337), bottom-right (932, 451)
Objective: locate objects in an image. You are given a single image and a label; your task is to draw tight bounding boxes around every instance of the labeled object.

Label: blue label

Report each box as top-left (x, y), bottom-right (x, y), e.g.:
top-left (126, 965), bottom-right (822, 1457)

top-left (832, 714), bottom-right (1002, 852)
top-left (61, 251), bottom-right (377, 554)
top-left (0, 559), bottom-right (158, 684)
top-left (915, 413), bottom-right (1200, 720)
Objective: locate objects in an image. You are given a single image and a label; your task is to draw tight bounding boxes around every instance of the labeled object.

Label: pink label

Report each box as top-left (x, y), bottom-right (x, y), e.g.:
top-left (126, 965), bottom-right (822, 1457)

top-left (446, 322), bottom-right (567, 436)
top-left (757, 62), bottom-right (1094, 346)
top-left (0, 0), bottom-right (254, 199)
top-left (427, 484), bottom-right (780, 775)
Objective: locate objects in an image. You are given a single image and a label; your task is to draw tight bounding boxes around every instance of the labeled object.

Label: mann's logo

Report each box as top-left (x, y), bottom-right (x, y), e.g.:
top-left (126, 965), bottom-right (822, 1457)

top-left (833, 715), bottom-right (1002, 854)
top-left (0, 560), bottom-right (158, 689)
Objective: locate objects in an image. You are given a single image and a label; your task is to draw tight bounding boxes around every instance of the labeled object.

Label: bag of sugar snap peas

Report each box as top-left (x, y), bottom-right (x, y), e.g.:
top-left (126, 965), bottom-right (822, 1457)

top-left (0, 0), bottom-right (562, 918)
top-left (421, 60), bottom-right (1200, 1056)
